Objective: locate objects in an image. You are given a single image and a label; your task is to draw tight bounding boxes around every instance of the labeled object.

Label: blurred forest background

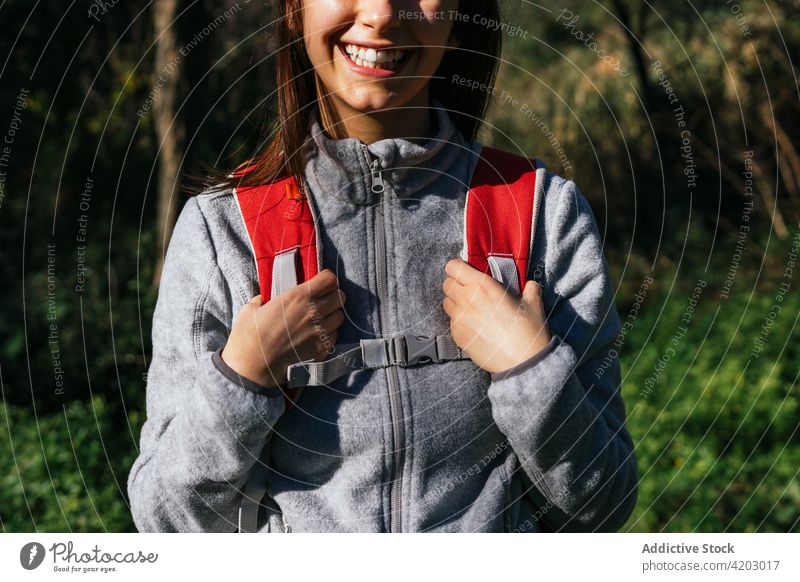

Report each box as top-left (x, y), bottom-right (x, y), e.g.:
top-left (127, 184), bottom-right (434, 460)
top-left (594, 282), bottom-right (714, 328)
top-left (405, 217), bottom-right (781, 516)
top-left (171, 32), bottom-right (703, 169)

top-left (0, 0), bottom-right (798, 532)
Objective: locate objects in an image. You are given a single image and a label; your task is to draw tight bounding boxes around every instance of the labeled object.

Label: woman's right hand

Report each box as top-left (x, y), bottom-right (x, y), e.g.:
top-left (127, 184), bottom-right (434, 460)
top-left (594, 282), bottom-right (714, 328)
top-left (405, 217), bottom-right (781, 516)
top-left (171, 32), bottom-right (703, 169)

top-left (221, 269), bottom-right (347, 388)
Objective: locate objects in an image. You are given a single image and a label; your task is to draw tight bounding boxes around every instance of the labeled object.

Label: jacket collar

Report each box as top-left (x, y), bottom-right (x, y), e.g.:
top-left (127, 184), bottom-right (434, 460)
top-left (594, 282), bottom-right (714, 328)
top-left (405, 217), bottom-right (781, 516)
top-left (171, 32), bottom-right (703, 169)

top-left (301, 99), bottom-right (465, 205)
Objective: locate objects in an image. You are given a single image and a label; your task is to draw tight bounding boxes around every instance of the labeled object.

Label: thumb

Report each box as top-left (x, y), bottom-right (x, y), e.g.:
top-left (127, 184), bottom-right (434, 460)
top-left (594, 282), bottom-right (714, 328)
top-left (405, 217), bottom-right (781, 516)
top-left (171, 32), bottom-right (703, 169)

top-left (521, 280), bottom-right (542, 306)
top-left (523, 279), bottom-right (541, 296)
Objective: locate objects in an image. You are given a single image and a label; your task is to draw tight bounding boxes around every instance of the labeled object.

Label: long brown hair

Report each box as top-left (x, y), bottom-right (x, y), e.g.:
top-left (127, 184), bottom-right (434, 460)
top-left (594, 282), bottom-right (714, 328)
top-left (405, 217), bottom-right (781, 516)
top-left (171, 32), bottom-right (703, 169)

top-left (185, 0), bottom-right (503, 195)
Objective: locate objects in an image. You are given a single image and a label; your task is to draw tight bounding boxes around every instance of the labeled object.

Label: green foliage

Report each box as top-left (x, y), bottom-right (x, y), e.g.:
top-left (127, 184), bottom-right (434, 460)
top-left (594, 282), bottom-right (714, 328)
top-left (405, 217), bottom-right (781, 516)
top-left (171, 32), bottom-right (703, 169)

top-left (620, 236), bottom-right (800, 532)
top-left (0, 395), bottom-right (142, 532)
top-left (488, 0), bottom-right (800, 254)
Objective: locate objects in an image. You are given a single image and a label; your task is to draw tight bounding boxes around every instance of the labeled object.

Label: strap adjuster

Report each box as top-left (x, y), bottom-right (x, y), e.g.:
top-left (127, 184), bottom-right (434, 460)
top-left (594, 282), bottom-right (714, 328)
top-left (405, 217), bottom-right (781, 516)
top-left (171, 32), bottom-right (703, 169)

top-left (391, 335), bottom-right (441, 367)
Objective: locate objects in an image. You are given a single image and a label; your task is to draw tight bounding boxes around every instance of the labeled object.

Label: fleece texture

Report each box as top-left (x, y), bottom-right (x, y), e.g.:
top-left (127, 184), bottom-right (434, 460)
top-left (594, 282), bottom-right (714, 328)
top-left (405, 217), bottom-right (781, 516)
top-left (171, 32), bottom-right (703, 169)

top-left (127, 100), bottom-right (639, 533)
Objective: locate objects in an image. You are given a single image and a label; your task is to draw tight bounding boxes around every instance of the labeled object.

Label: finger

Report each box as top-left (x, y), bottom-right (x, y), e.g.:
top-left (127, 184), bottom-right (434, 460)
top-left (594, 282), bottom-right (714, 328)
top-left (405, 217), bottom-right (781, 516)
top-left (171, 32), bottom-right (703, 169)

top-left (443, 296), bottom-right (457, 316)
top-left (444, 258), bottom-right (485, 286)
top-left (321, 308), bottom-right (346, 331)
top-left (524, 280), bottom-right (539, 295)
top-left (310, 310), bottom-right (344, 340)
top-left (313, 287), bottom-right (347, 317)
top-left (250, 294), bottom-right (265, 307)
top-left (442, 276), bottom-right (464, 301)
top-left (305, 268), bottom-right (339, 298)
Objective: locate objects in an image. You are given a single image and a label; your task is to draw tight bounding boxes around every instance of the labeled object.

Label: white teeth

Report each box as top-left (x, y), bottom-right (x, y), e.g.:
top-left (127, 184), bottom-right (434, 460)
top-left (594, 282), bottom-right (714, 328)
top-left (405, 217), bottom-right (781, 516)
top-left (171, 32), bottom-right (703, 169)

top-left (342, 43), bottom-right (407, 69)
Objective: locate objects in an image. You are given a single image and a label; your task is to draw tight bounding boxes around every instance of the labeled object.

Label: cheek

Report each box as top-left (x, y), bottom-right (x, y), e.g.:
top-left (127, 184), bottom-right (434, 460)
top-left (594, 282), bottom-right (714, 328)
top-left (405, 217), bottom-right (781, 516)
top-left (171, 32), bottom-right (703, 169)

top-left (301, 0), bottom-right (350, 60)
top-left (412, 21), bottom-right (456, 70)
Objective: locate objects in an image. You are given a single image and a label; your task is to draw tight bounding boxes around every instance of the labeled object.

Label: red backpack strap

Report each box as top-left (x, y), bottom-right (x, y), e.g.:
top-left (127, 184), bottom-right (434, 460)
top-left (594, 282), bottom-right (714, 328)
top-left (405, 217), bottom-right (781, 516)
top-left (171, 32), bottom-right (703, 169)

top-left (233, 175), bottom-right (319, 410)
top-left (234, 176), bottom-right (319, 302)
top-left (463, 145), bottom-right (542, 297)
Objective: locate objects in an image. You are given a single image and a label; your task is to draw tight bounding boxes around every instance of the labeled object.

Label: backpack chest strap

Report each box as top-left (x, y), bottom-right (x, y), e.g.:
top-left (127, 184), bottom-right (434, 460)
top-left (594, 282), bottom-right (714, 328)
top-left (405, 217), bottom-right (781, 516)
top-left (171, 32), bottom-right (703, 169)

top-left (286, 333), bottom-right (467, 388)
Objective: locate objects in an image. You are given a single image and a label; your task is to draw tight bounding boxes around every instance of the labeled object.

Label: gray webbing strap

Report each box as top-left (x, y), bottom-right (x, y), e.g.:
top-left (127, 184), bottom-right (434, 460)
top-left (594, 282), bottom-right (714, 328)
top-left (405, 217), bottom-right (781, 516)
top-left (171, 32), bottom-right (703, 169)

top-left (271, 247), bottom-right (299, 298)
top-left (285, 344), bottom-right (364, 388)
top-left (238, 440), bottom-right (272, 533)
top-left (487, 254), bottom-right (521, 298)
top-left (238, 250), bottom-right (300, 533)
top-left (285, 333), bottom-right (468, 388)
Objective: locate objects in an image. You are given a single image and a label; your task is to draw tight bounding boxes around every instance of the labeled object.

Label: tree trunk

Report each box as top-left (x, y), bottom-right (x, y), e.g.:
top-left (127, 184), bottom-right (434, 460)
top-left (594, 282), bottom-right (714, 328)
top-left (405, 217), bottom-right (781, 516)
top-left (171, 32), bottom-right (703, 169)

top-left (611, 0), bottom-right (654, 112)
top-left (152, 0), bottom-right (184, 287)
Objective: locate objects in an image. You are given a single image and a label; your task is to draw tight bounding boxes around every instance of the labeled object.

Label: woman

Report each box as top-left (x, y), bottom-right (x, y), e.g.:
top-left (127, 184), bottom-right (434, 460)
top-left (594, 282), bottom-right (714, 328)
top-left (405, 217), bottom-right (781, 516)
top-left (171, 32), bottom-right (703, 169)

top-left (127, 0), bottom-right (638, 533)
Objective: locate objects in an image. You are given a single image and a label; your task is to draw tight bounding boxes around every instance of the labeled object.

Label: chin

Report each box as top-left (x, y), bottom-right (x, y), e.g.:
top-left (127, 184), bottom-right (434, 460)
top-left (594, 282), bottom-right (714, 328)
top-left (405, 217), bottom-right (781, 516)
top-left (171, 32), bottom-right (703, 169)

top-left (340, 91), bottom-right (407, 113)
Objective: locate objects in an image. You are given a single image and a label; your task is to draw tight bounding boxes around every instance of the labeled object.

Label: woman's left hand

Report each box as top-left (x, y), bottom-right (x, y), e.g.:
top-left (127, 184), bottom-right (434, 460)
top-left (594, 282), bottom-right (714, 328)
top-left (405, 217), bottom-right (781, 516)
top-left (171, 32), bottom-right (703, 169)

top-left (442, 258), bottom-right (552, 374)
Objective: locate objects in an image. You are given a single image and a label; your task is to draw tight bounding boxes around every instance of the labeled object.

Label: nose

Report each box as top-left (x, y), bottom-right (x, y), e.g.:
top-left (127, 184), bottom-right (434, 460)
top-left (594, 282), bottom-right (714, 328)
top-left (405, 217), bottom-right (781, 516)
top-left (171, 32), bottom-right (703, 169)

top-left (356, 0), bottom-right (400, 33)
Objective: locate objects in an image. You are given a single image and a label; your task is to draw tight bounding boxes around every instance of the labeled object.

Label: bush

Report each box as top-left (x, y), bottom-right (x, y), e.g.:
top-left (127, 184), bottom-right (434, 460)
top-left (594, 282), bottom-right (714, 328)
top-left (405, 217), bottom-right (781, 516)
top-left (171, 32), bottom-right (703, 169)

top-left (620, 240), bottom-right (800, 531)
top-left (0, 395), bottom-right (141, 532)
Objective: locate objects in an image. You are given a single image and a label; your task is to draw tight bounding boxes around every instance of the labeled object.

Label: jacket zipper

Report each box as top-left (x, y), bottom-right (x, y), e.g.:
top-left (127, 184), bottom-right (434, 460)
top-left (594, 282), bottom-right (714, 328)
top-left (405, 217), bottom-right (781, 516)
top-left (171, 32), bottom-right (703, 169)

top-left (362, 144), bottom-right (405, 533)
top-left (368, 157), bottom-right (385, 194)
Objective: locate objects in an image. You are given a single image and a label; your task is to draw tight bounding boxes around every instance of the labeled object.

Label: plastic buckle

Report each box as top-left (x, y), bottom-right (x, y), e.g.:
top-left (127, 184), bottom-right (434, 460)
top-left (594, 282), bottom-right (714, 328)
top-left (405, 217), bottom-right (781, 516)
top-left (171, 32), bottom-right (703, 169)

top-left (399, 335), bottom-right (440, 367)
top-left (286, 358), bottom-right (314, 388)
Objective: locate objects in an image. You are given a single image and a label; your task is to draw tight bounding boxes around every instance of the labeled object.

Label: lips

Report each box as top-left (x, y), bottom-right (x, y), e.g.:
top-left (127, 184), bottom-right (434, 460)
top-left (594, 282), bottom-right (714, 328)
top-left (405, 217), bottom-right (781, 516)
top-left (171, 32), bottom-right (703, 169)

top-left (338, 42), bottom-right (412, 72)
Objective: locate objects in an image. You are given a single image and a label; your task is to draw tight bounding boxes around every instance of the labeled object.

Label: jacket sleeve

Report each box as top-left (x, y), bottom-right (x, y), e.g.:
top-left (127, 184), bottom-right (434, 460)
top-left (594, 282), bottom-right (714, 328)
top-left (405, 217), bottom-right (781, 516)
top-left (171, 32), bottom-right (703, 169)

top-left (127, 196), bottom-right (286, 532)
top-left (487, 175), bottom-right (638, 532)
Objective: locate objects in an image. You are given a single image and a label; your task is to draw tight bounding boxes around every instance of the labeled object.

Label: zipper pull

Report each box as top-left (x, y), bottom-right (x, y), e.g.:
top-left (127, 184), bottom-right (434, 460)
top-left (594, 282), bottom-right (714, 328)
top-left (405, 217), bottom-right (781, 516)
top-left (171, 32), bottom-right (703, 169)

top-left (282, 514), bottom-right (292, 533)
top-left (369, 158), bottom-right (385, 194)
top-left (362, 144), bottom-right (385, 194)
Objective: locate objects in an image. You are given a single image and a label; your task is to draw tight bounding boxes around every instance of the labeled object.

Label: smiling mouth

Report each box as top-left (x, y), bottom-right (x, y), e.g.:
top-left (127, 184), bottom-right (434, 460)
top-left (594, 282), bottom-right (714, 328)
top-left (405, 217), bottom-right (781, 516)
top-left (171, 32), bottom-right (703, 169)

top-left (338, 42), bottom-right (413, 71)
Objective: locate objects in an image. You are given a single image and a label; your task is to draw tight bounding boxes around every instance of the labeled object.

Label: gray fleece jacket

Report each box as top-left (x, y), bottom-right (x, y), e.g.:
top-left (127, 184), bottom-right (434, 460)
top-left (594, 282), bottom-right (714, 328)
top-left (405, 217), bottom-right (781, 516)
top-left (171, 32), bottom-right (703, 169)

top-left (127, 100), bottom-right (638, 533)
